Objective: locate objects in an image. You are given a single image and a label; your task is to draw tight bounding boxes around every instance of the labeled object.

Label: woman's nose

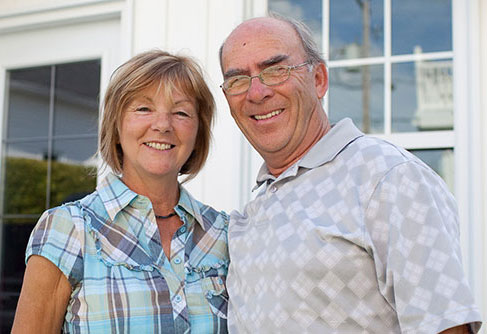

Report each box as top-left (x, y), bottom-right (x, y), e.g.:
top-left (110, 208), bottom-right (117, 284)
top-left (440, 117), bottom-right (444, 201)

top-left (151, 111), bottom-right (173, 133)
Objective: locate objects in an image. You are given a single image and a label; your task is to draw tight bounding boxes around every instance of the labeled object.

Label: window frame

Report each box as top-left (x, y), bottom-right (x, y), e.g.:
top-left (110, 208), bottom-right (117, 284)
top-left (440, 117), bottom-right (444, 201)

top-left (323, 0), bottom-right (454, 149)
top-left (0, 11), bottom-right (122, 328)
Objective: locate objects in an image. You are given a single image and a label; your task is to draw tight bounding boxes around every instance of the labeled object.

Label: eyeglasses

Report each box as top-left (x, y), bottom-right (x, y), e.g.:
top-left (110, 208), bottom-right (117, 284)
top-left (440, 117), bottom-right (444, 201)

top-left (220, 62), bottom-right (310, 96)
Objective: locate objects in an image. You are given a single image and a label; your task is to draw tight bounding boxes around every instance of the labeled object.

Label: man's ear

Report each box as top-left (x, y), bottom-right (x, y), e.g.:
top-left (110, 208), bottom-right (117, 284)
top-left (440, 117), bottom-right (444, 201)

top-left (314, 62), bottom-right (328, 99)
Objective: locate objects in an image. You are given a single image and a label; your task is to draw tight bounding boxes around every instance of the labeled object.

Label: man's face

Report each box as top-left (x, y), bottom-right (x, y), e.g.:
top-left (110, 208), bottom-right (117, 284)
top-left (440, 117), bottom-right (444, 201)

top-left (221, 18), bottom-right (328, 173)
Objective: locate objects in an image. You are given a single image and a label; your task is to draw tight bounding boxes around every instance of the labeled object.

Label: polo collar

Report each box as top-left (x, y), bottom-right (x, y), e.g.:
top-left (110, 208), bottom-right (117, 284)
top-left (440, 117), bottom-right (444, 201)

top-left (254, 118), bottom-right (363, 189)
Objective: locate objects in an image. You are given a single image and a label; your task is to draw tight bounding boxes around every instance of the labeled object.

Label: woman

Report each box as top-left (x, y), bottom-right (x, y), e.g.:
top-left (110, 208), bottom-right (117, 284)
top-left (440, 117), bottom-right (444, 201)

top-left (12, 50), bottom-right (229, 333)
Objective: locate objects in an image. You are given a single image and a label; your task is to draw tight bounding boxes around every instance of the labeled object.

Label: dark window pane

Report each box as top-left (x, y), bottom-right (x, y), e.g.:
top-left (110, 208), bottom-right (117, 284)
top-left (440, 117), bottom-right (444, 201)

top-left (392, 60), bottom-right (453, 132)
top-left (7, 67), bottom-right (51, 140)
top-left (330, 0), bottom-right (383, 60)
top-left (3, 142), bottom-right (48, 215)
top-left (410, 148), bottom-right (454, 192)
top-left (54, 60), bottom-right (100, 136)
top-left (1, 59), bottom-right (101, 332)
top-left (53, 136), bottom-right (97, 163)
top-left (0, 217), bottom-right (37, 333)
top-left (392, 0), bottom-right (452, 55)
top-left (268, 0), bottom-right (323, 50)
top-left (50, 138), bottom-right (97, 208)
top-left (329, 64), bottom-right (384, 133)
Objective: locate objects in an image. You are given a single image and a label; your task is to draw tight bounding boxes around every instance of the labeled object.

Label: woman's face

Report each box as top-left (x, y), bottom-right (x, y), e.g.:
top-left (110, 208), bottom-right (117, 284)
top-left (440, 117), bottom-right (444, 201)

top-left (119, 84), bottom-right (199, 184)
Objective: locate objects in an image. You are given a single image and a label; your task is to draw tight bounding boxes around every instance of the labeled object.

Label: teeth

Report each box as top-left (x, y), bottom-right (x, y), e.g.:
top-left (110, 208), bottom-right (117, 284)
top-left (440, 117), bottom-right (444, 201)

top-left (254, 109), bottom-right (283, 120)
top-left (145, 142), bottom-right (172, 151)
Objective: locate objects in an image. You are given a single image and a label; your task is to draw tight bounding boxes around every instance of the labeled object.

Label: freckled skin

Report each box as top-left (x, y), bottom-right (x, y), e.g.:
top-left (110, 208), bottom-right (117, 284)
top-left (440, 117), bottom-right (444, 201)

top-left (221, 17), bottom-right (330, 176)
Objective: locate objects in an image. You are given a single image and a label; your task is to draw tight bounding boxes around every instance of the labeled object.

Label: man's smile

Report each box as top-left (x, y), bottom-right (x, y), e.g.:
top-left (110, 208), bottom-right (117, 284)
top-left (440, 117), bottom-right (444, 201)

top-left (252, 109), bottom-right (284, 120)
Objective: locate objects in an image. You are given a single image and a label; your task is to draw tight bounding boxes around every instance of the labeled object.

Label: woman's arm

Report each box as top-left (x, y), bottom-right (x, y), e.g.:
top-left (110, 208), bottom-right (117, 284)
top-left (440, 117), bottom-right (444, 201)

top-left (11, 255), bottom-right (72, 333)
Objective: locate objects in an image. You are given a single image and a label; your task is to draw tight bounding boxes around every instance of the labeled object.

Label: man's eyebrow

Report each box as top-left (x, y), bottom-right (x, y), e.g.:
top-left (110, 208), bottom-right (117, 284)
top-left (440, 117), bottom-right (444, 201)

top-left (223, 54), bottom-right (290, 79)
top-left (223, 68), bottom-right (245, 79)
top-left (257, 54), bottom-right (289, 68)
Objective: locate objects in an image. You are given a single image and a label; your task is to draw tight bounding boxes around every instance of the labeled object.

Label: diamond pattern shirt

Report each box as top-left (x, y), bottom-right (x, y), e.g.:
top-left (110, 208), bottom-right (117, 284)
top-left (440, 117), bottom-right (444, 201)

top-left (26, 173), bottom-right (229, 333)
top-left (227, 118), bottom-right (482, 333)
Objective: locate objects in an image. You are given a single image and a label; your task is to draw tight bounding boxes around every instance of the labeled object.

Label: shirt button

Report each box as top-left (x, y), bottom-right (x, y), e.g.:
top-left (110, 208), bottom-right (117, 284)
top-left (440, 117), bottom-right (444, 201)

top-left (270, 185), bottom-right (277, 193)
top-left (217, 278), bottom-right (223, 285)
top-left (175, 295), bottom-right (182, 303)
top-left (179, 226), bottom-right (187, 233)
top-left (173, 257), bottom-right (182, 264)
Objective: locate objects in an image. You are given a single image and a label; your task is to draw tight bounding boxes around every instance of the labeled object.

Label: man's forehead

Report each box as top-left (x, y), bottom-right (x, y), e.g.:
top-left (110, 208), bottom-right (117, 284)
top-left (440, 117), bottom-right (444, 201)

top-left (225, 18), bottom-right (297, 49)
top-left (222, 19), bottom-right (302, 72)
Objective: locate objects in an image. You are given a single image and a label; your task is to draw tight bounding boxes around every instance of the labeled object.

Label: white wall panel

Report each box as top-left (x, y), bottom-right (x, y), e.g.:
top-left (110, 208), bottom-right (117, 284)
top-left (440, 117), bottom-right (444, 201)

top-left (479, 0), bottom-right (487, 327)
top-left (132, 0), bottom-right (167, 53)
top-left (453, 0), bottom-right (486, 329)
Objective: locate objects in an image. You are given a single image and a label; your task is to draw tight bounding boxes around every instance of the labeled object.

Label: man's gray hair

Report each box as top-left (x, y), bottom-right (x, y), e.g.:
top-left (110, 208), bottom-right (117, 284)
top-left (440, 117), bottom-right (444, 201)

top-left (219, 12), bottom-right (326, 73)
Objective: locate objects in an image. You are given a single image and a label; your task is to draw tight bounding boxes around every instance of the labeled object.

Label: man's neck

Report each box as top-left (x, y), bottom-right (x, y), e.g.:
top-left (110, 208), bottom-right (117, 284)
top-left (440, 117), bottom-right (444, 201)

top-left (266, 121), bottom-right (331, 177)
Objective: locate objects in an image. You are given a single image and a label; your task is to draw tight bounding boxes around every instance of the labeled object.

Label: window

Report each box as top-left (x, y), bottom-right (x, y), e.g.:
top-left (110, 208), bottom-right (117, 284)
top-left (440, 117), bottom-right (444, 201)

top-left (0, 60), bottom-right (100, 331)
top-left (268, 0), bottom-right (454, 190)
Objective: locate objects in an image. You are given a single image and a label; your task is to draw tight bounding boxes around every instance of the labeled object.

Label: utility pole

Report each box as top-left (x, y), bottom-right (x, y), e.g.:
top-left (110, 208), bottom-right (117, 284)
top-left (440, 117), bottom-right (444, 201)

top-left (356, 0), bottom-right (371, 133)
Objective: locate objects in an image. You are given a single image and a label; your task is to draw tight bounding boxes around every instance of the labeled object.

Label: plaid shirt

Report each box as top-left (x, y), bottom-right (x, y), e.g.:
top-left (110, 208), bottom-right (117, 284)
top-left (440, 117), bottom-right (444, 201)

top-left (26, 173), bottom-right (229, 333)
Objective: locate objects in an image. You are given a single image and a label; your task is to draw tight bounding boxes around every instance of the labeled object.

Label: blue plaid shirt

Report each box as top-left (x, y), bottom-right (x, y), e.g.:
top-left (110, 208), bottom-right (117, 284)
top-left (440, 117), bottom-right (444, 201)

top-left (26, 173), bottom-right (229, 333)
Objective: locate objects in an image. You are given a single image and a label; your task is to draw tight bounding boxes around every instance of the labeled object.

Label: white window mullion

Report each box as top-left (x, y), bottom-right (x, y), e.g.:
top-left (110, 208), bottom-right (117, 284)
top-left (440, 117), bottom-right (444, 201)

top-left (323, 0), bottom-right (330, 115)
top-left (384, 0), bottom-right (392, 135)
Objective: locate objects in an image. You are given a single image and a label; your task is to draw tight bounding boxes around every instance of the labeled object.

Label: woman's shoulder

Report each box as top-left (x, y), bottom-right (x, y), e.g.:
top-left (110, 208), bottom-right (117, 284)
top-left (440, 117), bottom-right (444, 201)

top-left (26, 194), bottom-right (97, 285)
top-left (33, 190), bottom-right (102, 233)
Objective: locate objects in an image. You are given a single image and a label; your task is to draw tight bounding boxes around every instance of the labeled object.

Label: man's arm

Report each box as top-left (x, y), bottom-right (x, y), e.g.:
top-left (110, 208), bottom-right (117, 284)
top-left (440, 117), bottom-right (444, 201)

top-left (440, 324), bottom-right (471, 333)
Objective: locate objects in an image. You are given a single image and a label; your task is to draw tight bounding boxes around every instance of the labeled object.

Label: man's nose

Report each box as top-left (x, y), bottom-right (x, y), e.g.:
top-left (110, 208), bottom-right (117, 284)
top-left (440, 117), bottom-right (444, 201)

top-left (246, 76), bottom-right (273, 103)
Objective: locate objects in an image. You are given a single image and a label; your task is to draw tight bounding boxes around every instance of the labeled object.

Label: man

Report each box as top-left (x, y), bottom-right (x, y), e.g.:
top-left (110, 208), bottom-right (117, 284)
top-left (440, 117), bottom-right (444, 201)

top-left (219, 14), bottom-right (482, 333)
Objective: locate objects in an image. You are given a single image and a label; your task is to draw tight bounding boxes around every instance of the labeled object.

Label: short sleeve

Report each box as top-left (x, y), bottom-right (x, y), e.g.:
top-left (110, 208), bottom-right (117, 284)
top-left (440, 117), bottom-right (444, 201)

top-left (365, 161), bottom-right (482, 333)
top-left (26, 205), bottom-right (84, 287)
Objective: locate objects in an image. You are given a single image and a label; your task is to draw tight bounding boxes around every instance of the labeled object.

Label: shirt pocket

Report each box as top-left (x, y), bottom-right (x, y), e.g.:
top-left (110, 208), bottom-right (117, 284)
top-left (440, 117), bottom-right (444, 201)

top-left (201, 275), bottom-right (228, 319)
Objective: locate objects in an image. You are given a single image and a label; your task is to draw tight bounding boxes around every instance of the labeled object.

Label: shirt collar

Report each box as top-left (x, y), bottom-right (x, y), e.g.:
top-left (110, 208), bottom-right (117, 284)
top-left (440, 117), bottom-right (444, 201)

top-left (177, 186), bottom-right (207, 231)
top-left (254, 118), bottom-right (363, 189)
top-left (97, 174), bottom-right (205, 230)
top-left (97, 173), bottom-right (139, 222)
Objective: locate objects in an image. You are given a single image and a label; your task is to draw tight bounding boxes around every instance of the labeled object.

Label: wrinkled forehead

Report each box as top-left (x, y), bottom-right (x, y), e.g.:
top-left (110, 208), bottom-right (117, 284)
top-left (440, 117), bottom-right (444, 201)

top-left (222, 18), bottom-right (305, 71)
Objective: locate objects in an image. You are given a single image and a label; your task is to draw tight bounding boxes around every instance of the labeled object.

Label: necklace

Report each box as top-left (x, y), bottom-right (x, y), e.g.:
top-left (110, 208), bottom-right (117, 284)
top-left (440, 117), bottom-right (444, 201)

top-left (155, 212), bottom-right (177, 219)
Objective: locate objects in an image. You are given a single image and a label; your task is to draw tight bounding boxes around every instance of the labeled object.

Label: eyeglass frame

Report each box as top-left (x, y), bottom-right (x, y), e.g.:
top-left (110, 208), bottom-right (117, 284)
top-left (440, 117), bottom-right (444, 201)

top-left (220, 61), bottom-right (311, 96)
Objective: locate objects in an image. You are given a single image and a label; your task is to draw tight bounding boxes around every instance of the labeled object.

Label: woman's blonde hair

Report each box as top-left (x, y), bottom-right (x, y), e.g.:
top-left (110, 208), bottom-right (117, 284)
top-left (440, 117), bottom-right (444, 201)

top-left (99, 50), bottom-right (215, 182)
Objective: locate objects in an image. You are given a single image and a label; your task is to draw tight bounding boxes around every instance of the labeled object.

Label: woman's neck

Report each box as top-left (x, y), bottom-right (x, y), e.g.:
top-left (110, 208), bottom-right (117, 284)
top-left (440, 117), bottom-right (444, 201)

top-left (121, 172), bottom-right (180, 215)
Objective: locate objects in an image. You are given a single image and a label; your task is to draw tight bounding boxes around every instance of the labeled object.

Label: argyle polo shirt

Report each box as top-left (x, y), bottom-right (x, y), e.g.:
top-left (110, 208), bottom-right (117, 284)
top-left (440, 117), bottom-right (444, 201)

top-left (26, 173), bottom-right (229, 333)
top-left (227, 118), bottom-right (482, 333)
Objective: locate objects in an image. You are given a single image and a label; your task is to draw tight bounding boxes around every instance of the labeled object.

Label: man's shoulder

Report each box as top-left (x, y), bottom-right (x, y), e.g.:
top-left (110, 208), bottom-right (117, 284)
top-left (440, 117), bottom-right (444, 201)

top-left (340, 134), bottom-right (417, 169)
